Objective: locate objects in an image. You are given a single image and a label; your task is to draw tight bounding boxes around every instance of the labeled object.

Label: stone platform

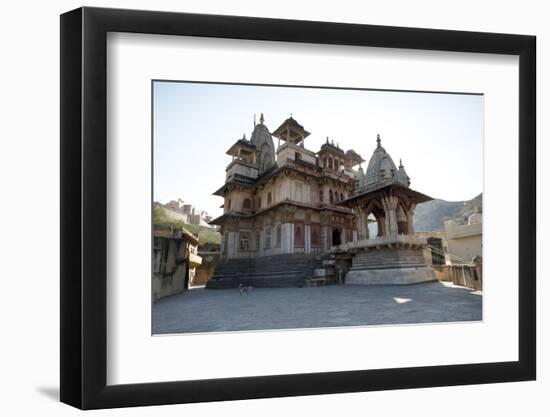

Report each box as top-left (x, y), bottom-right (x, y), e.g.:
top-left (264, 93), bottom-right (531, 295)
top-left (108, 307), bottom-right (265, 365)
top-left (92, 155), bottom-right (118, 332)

top-left (338, 236), bottom-right (436, 285)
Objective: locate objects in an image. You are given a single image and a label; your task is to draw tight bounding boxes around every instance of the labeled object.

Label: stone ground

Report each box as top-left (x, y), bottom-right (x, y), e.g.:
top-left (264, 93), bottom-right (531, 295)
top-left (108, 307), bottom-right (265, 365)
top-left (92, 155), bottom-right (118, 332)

top-left (153, 281), bottom-right (482, 334)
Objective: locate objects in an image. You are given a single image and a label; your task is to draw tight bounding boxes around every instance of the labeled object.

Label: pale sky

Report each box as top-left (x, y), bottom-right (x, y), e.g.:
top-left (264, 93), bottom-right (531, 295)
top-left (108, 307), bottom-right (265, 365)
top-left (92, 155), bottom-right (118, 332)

top-left (153, 81), bottom-right (483, 218)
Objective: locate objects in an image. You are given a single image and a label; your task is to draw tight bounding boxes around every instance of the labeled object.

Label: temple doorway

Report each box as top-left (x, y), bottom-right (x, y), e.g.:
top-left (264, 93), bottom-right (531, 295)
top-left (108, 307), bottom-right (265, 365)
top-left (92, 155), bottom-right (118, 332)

top-left (332, 228), bottom-right (342, 246)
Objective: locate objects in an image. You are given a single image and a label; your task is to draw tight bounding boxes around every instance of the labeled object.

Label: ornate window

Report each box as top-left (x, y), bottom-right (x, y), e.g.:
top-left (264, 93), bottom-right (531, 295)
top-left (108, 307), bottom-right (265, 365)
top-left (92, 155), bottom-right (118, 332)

top-left (239, 233), bottom-right (250, 252)
top-left (242, 198), bottom-right (251, 210)
top-left (328, 158), bottom-right (333, 169)
top-left (332, 228), bottom-right (342, 245)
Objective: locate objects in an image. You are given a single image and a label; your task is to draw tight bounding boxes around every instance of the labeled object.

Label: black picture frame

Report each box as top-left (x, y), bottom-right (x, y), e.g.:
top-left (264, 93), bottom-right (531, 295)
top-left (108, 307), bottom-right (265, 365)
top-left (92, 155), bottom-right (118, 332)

top-left (60, 6), bottom-right (536, 410)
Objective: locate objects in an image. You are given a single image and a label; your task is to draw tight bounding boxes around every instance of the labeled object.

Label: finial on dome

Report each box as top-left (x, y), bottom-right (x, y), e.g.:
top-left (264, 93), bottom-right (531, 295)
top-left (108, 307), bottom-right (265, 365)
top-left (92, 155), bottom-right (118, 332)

top-left (243, 133), bottom-right (246, 140)
top-left (326, 136), bottom-right (329, 143)
top-left (376, 134), bottom-right (381, 148)
top-left (290, 112), bottom-right (293, 118)
top-left (399, 158), bottom-right (403, 168)
top-left (259, 113), bottom-right (265, 124)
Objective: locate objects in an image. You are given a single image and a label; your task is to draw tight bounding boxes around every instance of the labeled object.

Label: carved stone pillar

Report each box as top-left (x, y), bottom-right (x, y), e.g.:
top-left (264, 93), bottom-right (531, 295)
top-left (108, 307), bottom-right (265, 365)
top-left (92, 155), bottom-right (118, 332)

top-left (355, 203), bottom-right (369, 240)
top-left (407, 203), bottom-right (417, 235)
top-left (381, 193), bottom-right (399, 236)
top-left (377, 217), bottom-right (385, 237)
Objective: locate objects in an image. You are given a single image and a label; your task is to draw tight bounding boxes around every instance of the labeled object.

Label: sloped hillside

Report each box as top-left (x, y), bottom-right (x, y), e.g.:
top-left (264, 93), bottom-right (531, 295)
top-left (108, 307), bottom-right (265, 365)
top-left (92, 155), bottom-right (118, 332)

top-left (414, 193), bottom-right (482, 232)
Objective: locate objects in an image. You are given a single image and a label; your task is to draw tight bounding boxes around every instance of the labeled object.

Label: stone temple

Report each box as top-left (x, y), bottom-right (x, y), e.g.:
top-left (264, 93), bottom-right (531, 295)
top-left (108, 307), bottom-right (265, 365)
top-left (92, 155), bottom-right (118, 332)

top-left (207, 114), bottom-right (435, 288)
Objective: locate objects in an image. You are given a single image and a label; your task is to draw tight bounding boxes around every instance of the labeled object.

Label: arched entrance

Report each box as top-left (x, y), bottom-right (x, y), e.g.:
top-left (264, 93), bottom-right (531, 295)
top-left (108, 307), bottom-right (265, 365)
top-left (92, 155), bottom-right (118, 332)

top-left (332, 228), bottom-right (342, 246)
top-left (361, 200), bottom-right (386, 240)
top-left (367, 213), bottom-right (378, 238)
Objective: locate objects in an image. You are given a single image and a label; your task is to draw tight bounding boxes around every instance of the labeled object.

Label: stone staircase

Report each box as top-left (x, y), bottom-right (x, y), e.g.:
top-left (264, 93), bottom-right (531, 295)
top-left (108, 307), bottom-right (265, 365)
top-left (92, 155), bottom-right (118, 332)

top-left (206, 254), bottom-right (322, 289)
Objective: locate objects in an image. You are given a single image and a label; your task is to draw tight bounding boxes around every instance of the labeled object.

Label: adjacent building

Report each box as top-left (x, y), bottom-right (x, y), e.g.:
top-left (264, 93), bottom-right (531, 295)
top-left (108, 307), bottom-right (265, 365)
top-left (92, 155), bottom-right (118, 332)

top-left (152, 225), bottom-right (202, 301)
top-left (194, 242), bottom-right (221, 286)
top-left (444, 214), bottom-right (483, 265)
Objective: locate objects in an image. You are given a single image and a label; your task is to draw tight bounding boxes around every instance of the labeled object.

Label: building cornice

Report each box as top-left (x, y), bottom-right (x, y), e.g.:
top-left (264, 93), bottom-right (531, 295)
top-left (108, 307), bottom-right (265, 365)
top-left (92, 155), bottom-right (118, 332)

top-left (209, 198), bottom-right (354, 226)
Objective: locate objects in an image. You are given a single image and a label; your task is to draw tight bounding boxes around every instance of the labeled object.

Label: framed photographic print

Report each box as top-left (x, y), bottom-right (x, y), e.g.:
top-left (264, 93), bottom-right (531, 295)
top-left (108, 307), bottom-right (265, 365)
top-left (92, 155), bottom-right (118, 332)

top-left (60, 6), bottom-right (536, 409)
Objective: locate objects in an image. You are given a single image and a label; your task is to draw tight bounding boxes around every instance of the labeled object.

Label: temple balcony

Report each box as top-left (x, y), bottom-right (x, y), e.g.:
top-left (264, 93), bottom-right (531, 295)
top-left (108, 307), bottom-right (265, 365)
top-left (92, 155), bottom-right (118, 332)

top-left (225, 159), bottom-right (259, 182)
top-left (276, 142), bottom-right (317, 167)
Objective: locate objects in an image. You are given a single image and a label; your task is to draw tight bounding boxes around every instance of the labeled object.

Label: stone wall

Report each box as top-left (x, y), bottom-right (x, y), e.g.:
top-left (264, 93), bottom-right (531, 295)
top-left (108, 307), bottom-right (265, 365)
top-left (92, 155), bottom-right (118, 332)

top-left (444, 220), bottom-right (482, 264)
top-left (432, 262), bottom-right (482, 291)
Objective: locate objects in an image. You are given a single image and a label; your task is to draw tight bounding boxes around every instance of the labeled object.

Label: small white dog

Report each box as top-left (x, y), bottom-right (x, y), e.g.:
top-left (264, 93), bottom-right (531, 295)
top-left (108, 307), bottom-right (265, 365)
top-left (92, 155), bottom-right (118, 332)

top-left (239, 283), bottom-right (253, 296)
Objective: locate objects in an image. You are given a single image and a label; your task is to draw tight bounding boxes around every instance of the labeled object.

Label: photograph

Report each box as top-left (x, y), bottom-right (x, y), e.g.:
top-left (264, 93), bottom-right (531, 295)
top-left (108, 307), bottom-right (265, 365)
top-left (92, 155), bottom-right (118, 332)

top-left (151, 81), bottom-right (484, 334)
top-left (52, 4), bottom-right (538, 412)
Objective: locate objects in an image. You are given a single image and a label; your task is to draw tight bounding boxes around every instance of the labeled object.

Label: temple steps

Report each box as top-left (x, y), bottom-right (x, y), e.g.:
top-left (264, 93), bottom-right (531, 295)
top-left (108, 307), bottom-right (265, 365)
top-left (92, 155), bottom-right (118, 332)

top-left (206, 254), bottom-right (322, 288)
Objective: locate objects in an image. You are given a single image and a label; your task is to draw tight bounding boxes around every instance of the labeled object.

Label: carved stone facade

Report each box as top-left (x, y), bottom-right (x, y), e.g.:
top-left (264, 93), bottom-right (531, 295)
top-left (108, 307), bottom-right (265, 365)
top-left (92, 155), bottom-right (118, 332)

top-left (210, 115), bottom-right (360, 261)
top-left (210, 115), bottom-right (436, 286)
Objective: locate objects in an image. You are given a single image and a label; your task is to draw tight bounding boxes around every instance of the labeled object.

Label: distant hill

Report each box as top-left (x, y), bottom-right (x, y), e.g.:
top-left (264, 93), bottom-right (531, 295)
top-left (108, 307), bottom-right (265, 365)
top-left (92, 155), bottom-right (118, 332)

top-left (153, 207), bottom-right (221, 244)
top-left (414, 193), bottom-right (482, 232)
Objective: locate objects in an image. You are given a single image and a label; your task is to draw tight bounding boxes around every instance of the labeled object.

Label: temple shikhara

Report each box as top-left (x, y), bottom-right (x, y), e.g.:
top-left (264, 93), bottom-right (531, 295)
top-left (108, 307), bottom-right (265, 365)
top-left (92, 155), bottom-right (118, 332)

top-left (208, 114), bottom-right (436, 288)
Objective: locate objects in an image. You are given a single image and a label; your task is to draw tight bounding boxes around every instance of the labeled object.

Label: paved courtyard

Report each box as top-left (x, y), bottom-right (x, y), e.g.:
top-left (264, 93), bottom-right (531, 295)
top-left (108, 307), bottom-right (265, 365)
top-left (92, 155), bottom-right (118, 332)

top-left (153, 281), bottom-right (482, 334)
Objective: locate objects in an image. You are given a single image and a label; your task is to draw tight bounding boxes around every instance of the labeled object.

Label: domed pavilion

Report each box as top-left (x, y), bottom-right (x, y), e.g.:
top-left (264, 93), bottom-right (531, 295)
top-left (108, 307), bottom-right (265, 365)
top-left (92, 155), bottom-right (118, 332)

top-left (338, 134), bottom-right (437, 285)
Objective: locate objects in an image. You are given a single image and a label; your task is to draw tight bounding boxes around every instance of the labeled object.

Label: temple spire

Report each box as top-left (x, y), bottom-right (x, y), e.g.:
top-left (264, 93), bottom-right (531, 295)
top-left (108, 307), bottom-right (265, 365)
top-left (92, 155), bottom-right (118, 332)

top-left (259, 113), bottom-right (265, 125)
top-left (376, 134), bottom-right (381, 148)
